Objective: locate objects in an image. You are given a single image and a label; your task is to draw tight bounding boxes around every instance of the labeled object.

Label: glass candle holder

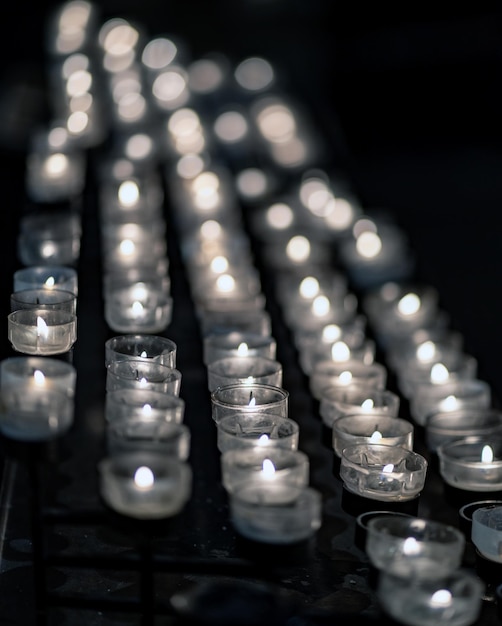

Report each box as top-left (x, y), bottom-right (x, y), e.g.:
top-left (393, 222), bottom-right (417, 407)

top-left (207, 356), bottom-right (282, 392)
top-left (13, 265), bottom-right (78, 296)
top-left (216, 414), bottom-right (299, 453)
top-left (107, 419), bottom-right (191, 460)
top-left (319, 384), bottom-right (400, 428)
top-left (8, 309), bottom-right (77, 355)
top-left (221, 447), bottom-right (309, 494)
top-left (377, 569), bottom-right (483, 626)
top-left (366, 515), bottom-right (465, 578)
top-left (229, 482), bottom-right (322, 544)
top-left (203, 331), bottom-right (276, 365)
top-left (332, 415), bottom-right (414, 458)
top-left (105, 388), bottom-right (185, 424)
top-left (299, 337), bottom-right (376, 376)
top-left (106, 360), bottom-right (182, 395)
top-left (199, 307), bottom-right (272, 338)
top-left (211, 383), bottom-right (288, 423)
top-left (340, 443), bottom-right (428, 502)
top-left (437, 436), bottom-right (502, 492)
top-left (105, 335), bottom-right (177, 368)
top-left (104, 282), bottom-right (173, 333)
top-left (388, 331), bottom-right (465, 373)
top-left (409, 379), bottom-right (491, 427)
top-left (426, 408), bottom-right (502, 453)
top-left (0, 386), bottom-right (74, 441)
top-left (309, 359), bottom-right (387, 400)
top-left (293, 314), bottom-right (366, 357)
top-left (355, 510), bottom-right (414, 552)
top-left (282, 292), bottom-right (358, 334)
top-left (471, 504), bottom-right (502, 563)
top-left (0, 356), bottom-right (76, 397)
top-left (17, 212), bottom-right (82, 266)
top-left (10, 288), bottom-right (77, 315)
top-left (98, 452), bottom-right (192, 520)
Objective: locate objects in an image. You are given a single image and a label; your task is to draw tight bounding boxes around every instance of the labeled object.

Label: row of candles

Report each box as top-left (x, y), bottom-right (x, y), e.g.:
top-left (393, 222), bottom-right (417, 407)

top-left (1, 1), bottom-right (501, 624)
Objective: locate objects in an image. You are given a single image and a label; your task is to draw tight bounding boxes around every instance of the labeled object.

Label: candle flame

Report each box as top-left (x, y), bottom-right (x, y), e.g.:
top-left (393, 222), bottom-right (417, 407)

top-left (312, 295), bottom-right (330, 317)
top-left (45, 276), bottom-right (56, 288)
top-left (261, 458), bottom-right (276, 479)
top-left (33, 370), bottom-right (46, 386)
top-left (36, 316), bottom-right (49, 338)
top-left (237, 342), bottom-right (249, 356)
top-left (216, 273), bottom-right (235, 293)
top-left (131, 300), bottom-right (144, 317)
top-left (382, 463), bottom-right (394, 474)
top-left (140, 350), bottom-right (148, 358)
top-left (397, 293), bottom-right (421, 316)
top-left (286, 235), bottom-right (310, 262)
top-left (361, 398), bottom-right (375, 410)
top-left (210, 255), bottom-right (229, 274)
top-left (482, 445), bottom-right (494, 463)
top-left (134, 465), bottom-right (154, 489)
top-left (141, 403), bottom-right (152, 416)
top-left (248, 396), bottom-right (257, 408)
top-left (118, 180), bottom-right (140, 207)
top-left (430, 590), bottom-right (452, 608)
top-left (369, 430), bottom-right (382, 443)
top-left (119, 238), bottom-right (135, 256)
top-left (331, 341), bottom-right (350, 362)
top-left (338, 370), bottom-right (352, 385)
top-left (402, 536), bottom-right (420, 555)
top-left (299, 276), bottom-right (319, 299)
top-left (322, 324), bottom-right (341, 342)
top-left (440, 395), bottom-right (458, 411)
top-left (416, 340), bottom-right (435, 362)
top-left (356, 231), bottom-right (382, 258)
top-left (257, 433), bottom-right (269, 446)
top-left (131, 283), bottom-right (148, 300)
top-left (139, 377), bottom-right (148, 388)
top-left (430, 363), bottom-right (449, 384)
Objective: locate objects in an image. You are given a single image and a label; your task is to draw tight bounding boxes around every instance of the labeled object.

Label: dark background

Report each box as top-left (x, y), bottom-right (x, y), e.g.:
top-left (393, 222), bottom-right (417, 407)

top-left (0, 0), bottom-right (501, 397)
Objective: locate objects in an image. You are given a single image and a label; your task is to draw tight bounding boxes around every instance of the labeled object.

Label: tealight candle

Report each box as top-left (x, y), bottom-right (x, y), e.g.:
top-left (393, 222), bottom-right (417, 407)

top-left (282, 292), bottom-right (359, 334)
top-left (216, 414), bottom-right (299, 453)
top-left (0, 386), bottom-right (74, 441)
top-left (10, 288), bottom-right (77, 315)
top-left (104, 282), bottom-right (173, 333)
top-left (366, 515), bottom-right (465, 578)
top-left (426, 408), bottom-right (502, 453)
top-left (104, 335), bottom-right (177, 368)
top-left (319, 384), bottom-right (400, 429)
top-left (206, 356), bottom-right (283, 392)
top-left (471, 505), bottom-right (502, 563)
top-left (106, 360), bottom-right (182, 395)
top-left (203, 332), bottom-right (276, 365)
top-left (8, 309), bottom-right (77, 355)
top-left (409, 379), bottom-right (491, 427)
top-left (98, 452), bottom-right (192, 519)
top-left (198, 302), bottom-right (272, 338)
top-left (25, 147), bottom-right (86, 203)
top-left (377, 569), bottom-right (483, 626)
top-left (105, 388), bottom-right (185, 424)
top-left (437, 436), bottom-right (502, 492)
top-left (332, 415), bottom-right (414, 458)
top-left (17, 211), bottom-right (82, 266)
top-left (309, 359), bottom-right (387, 401)
top-left (13, 265), bottom-right (78, 296)
top-left (340, 443), bottom-right (428, 502)
top-left (221, 447), bottom-right (309, 494)
top-left (107, 419), bottom-right (191, 459)
top-left (0, 356), bottom-right (76, 397)
top-left (299, 337), bottom-right (376, 376)
top-left (211, 383), bottom-right (288, 423)
top-left (229, 482), bottom-right (322, 544)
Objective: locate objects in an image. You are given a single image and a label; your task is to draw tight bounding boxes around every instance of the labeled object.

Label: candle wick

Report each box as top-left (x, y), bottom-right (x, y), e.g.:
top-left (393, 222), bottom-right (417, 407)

top-left (249, 390), bottom-right (253, 403)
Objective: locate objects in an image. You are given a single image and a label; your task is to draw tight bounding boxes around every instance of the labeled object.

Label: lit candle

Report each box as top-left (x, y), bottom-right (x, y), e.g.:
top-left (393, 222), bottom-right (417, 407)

top-left (8, 309), bottom-right (77, 355)
top-left (437, 437), bottom-right (502, 492)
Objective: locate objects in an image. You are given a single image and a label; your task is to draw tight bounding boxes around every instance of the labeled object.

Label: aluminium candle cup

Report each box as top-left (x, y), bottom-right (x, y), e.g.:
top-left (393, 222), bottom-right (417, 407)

top-left (0, 386), bottom-right (74, 441)
top-left (332, 414), bottom-right (414, 458)
top-left (425, 408), bottom-right (502, 454)
top-left (377, 568), bottom-right (484, 626)
top-left (365, 515), bottom-right (465, 578)
top-left (319, 384), bottom-right (400, 429)
top-left (107, 419), bottom-right (190, 459)
top-left (437, 436), bottom-right (502, 492)
top-left (106, 360), bottom-right (182, 395)
top-left (229, 482), bottom-right (322, 544)
top-left (104, 287), bottom-right (173, 334)
top-left (216, 414), bottom-right (299, 453)
top-left (211, 383), bottom-right (288, 424)
top-left (0, 356), bottom-right (76, 397)
top-left (340, 443), bottom-right (428, 503)
top-left (207, 356), bottom-right (283, 392)
top-left (220, 447), bottom-right (309, 494)
top-left (309, 359), bottom-right (387, 401)
top-left (105, 388), bottom-right (185, 424)
top-left (105, 335), bottom-right (177, 368)
top-left (98, 452), bottom-right (192, 520)
top-left (397, 352), bottom-right (478, 401)
top-left (13, 265), bottom-right (78, 296)
top-left (409, 379), bottom-right (491, 427)
top-left (203, 332), bottom-right (276, 366)
top-left (10, 288), bottom-right (77, 315)
top-left (8, 309), bottom-right (77, 355)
